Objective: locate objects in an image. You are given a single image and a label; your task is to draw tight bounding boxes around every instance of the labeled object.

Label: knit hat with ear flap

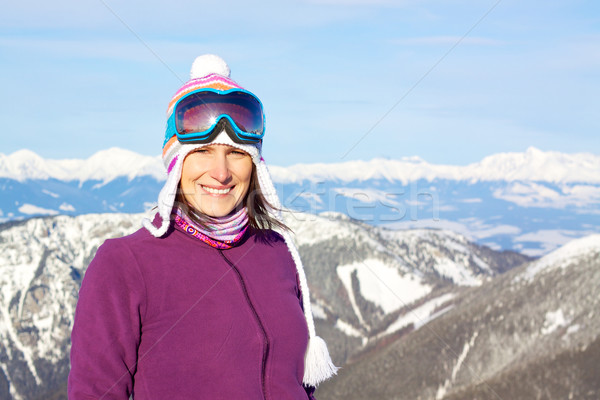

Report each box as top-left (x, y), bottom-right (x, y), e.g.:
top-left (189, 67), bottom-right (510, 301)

top-left (142, 54), bottom-right (338, 386)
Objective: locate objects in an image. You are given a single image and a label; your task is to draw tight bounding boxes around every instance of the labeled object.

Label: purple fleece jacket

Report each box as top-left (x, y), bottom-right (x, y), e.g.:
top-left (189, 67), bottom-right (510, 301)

top-left (68, 222), bottom-right (314, 400)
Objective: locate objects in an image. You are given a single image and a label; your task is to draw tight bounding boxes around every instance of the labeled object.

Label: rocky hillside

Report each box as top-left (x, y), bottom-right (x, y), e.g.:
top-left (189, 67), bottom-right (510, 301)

top-left (0, 212), bottom-right (530, 399)
top-left (318, 234), bottom-right (600, 400)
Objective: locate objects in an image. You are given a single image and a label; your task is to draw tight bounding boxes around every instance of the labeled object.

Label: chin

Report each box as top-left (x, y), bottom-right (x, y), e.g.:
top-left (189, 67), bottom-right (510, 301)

top-left (199, 203), bottom-right (238, 218)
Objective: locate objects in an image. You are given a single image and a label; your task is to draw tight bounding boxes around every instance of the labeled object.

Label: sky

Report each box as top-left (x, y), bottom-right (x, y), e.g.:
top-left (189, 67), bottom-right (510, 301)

top-left (1, 0), bottom-right (599, 167)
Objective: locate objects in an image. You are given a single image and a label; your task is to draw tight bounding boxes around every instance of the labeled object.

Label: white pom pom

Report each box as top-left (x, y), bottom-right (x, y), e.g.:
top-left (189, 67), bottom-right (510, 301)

top-left (190, 54), bottom-right (230, 79)
top-left (303, 336), bottom-right (339, 387)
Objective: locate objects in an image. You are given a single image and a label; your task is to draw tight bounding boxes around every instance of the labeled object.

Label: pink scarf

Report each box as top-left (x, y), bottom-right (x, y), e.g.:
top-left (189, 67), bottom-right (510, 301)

top-left (174, 207), bottom-right (249, 249)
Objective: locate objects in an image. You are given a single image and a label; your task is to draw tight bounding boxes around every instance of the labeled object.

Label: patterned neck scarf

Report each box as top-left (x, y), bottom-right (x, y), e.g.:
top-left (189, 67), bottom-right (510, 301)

top-left (174, 207), bottom-right (249, 249)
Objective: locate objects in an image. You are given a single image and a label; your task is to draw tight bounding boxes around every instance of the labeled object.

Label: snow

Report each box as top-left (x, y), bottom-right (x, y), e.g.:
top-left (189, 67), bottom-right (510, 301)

top-left (336, 265), bottom-right (366, 327)
top-left (0, 212), bottom-right (145, 390)
top-left (433, 260), bottom-right (481, 286)
top-left (0, 147), bottom-right (165, 183)
top-left (436, 331), bottom-right (479, 399)
top-left (1, 295), bottom-right (43, 386)
top-left (3, 146), bottom-right (597, 185)
top-left (18, 204), bottom-right (59, 216)
top-left (565, 324), bottom-right (580, 336)
top-left (286, 212), bottom-right (355, 246)
top-left (311, 303), bottom-right (327, 320)
top-left (517, 234), bottom-right (600, 281)
top-left (541, 309), bottom-right (569, 335)
top-left (381, 293), bottom-right (455, 337)
top-left (338, 258), bottom-right (432, 315)
top-left (335, 319), bottom-right (365, 340)
top-left (268, 146), bottom-right (600, 184)
top-left (471, 254), bottom-right (492, 274)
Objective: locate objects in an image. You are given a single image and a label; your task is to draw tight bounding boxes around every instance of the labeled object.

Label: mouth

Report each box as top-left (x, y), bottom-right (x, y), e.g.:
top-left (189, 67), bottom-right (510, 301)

top-left (201, 185), bottom-right (233, 195)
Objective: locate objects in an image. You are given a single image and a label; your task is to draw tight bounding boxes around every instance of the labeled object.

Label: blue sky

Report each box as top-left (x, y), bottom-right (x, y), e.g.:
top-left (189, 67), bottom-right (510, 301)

top-left (1, 0), bottom-right (598, 166)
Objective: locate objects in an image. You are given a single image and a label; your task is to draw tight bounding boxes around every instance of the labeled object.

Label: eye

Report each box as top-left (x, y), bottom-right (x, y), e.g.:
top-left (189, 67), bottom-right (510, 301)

top-left (230, 149), bottom-right (248, 157)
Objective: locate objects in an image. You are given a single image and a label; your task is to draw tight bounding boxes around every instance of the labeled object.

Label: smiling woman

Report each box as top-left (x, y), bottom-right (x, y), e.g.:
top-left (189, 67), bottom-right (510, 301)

top-left (180, 145), bottom-right (253, 218)
top-left (67, 54), bottom-right (337, 400)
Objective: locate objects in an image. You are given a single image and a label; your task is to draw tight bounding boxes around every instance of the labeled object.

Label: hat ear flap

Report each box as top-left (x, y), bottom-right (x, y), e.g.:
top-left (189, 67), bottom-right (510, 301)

top-left (143, 153), bottom-right (184, 237)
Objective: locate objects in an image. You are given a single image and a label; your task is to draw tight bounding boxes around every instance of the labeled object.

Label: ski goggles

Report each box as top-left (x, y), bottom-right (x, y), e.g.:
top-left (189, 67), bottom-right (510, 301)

top-left (166, 88), bottom-right (265, 145)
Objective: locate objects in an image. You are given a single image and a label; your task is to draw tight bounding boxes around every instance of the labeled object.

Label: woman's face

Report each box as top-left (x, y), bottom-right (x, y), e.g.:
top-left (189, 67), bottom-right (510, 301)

top-left (180, 144), bottom-right (253, 218)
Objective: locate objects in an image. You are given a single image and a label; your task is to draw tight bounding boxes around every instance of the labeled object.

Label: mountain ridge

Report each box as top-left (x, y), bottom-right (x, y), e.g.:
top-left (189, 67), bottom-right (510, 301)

top-left (1, 147), bottom-right (599, 257)
top-left (2, 146), bottom-right (599, 184)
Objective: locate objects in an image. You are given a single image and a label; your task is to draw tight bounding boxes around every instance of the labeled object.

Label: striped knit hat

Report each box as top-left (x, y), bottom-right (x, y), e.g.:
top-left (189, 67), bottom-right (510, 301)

top-left (142, 54), bottom-right (337, 386)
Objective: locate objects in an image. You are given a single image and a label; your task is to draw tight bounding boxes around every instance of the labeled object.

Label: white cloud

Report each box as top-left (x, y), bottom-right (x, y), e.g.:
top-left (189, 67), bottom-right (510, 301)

top-left (332, 188), bottom-right (400, 205)
top-left (18, 204), bottom-right (58, 216)
top-left (59, 203), bottom-right (76, 212)
top-left (493, 182), bottom-right (600, 209)
top-left (513, 229), bottom-right (596, 257)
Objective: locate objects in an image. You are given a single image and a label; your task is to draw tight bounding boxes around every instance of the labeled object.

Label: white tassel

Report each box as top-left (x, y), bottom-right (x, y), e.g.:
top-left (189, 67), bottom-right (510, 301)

top-left (303, 336), bottom-right (339, 387)
top-left (256, 158), bottom-right (339, 386)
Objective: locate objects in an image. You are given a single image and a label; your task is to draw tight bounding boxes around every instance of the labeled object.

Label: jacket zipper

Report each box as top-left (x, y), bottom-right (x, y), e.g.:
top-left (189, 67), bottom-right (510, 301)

top-left (219, 250), bottom-right (270, 400)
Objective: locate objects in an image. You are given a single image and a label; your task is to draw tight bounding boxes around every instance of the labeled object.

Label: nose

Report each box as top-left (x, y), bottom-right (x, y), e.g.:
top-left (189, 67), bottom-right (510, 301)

top-left (209, 149), bottom-right (232, 184)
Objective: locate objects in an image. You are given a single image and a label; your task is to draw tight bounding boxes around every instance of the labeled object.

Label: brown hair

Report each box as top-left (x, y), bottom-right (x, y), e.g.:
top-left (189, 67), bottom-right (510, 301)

top-left (174, 163), bottom-right (289, 234)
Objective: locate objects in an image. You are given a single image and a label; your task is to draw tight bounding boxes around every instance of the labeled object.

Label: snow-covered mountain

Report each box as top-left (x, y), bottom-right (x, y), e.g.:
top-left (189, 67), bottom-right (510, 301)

top-left (1, 147), bottom-right (599, 256)
top-left (318, 234), bottom-right (600, 400)
top-left (0, 212), bottom-right (528, 399)
top-left (0, 148), bottom-right (164, 182)
top-left (3, 146), bottom-right (598, 184)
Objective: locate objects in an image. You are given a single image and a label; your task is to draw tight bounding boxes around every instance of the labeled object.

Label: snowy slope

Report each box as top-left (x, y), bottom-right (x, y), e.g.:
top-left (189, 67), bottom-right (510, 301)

top-left (516, 234), bottom-right (600, 282)
top-left (0, 214), bottom-right (142, 399)
top-left (318, 233), bottom-right (600, 400)
top-left (285, 212), bottom-right (528, 348)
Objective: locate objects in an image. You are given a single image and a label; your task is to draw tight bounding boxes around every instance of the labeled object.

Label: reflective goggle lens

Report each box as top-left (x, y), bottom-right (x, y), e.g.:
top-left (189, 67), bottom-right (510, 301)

top-left (175, 90), bottom-right (264, 143)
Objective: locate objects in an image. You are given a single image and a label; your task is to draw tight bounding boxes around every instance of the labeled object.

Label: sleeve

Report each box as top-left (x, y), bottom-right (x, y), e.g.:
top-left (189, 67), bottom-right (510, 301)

top-left (68, 239), bottom-right (147, 400)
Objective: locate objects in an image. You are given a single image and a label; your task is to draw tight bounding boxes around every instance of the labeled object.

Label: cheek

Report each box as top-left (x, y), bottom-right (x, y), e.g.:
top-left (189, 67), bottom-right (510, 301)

top-left (180, 161), bottom-right (203, 194)
top-left (240, 161), bottom-right (253, 187)
top-left (180, 167), bottom-right (194, 190)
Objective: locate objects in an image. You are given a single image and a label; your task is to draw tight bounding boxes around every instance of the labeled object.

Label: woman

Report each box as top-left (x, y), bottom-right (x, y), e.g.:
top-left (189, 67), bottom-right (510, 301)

top-left (68, 55), bottom-right (337, 399)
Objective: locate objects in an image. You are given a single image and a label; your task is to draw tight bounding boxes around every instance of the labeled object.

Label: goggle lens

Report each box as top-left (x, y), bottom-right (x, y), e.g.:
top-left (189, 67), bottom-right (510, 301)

top-left (175, 90), bottom-right (264, 143)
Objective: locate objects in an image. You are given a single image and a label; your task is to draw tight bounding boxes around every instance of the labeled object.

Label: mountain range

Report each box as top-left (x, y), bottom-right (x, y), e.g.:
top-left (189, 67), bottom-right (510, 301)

top-left (1, 211), bottom-right (598, 399)
top-left (1, 147), bottom-right (599, 256)
top-left (0, 211), bottom-right (531, 399)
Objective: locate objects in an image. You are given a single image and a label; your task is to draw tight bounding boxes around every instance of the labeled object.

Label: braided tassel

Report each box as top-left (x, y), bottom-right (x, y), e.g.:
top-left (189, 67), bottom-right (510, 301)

top-left (257, 159), bottom-right (338, 386)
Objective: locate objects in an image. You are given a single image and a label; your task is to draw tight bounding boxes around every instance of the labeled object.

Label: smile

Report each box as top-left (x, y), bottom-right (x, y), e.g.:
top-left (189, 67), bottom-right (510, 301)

top-left (202, 185), bottom-right (233, 195)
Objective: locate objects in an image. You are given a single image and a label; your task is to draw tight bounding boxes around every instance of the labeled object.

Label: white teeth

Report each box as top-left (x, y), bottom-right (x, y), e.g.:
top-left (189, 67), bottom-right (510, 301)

top-left (202, 186), bottom-right (232, 195)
